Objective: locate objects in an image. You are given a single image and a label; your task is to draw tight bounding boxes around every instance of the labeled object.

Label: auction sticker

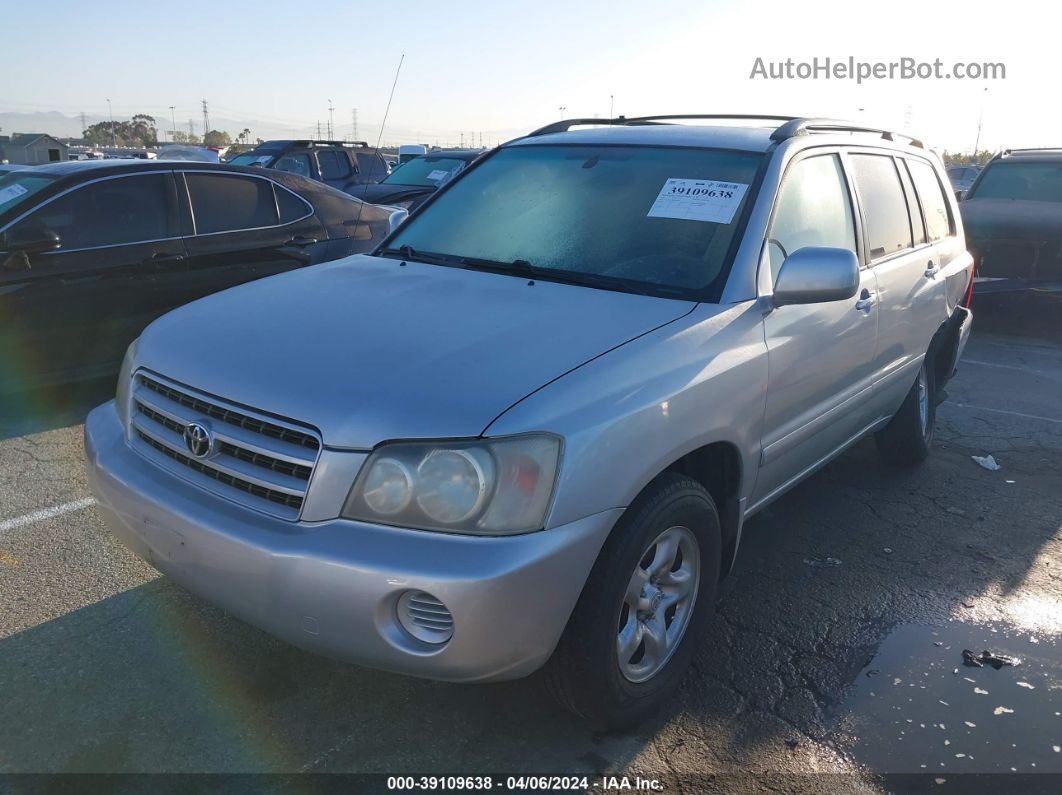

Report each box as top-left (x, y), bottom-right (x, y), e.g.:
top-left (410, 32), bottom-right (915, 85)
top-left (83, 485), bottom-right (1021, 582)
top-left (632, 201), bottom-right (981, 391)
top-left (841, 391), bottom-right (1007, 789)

top-left (427, 169), bottom-right (450, 181)
top-left (647, 178), bottom-right (748, 224)
top-left (0, 183), bottom-right (29, 205)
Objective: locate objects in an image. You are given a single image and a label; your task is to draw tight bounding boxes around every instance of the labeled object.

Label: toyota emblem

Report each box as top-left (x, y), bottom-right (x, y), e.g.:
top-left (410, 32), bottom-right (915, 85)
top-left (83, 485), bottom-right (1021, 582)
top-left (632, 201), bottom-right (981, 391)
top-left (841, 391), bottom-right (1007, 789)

top-left (183, 422), bottom-right (213, 459)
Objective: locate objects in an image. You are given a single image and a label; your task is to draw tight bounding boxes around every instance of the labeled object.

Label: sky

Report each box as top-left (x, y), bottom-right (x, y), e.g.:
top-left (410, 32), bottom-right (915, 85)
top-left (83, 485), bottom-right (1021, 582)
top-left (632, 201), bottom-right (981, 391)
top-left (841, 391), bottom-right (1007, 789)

top-left (4, 0), bottom-right (1061, 152)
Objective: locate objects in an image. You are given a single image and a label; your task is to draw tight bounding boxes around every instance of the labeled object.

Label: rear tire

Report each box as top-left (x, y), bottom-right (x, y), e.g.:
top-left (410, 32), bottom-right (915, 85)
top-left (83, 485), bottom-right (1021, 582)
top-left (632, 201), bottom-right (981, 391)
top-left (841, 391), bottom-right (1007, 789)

top-left (542, 472), bottom-right (721, 730)
top-left (875, 358), bottom-right (935, 466)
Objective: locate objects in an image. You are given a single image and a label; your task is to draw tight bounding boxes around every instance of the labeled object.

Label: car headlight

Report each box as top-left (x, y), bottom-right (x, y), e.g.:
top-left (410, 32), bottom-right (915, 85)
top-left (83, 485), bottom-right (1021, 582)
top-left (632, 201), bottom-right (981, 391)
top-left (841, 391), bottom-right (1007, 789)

top-left (342, 434), bottom-right (561, 535)
top-left (115, 338), bottom-right (139, 427)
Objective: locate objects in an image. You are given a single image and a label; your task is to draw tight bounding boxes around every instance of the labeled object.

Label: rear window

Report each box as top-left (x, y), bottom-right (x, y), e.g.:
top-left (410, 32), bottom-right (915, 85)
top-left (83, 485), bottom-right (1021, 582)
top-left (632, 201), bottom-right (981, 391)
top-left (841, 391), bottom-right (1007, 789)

top-left (317, 150), bottom-right (352, 180)
top-left (187, 173), bottom-right (278, 234)
top-left (387, 144), bottom-right (762, 297)
top-left (849, 154), bottom-right (913, 259)
top-left (970, 161), bottom-right (1062, 202)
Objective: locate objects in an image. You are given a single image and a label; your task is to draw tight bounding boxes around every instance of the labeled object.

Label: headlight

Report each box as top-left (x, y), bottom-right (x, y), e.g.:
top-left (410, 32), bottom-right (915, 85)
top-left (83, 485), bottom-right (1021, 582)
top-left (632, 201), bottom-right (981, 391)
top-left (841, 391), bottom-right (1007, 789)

top-left (342, 434), bottom-right (561, 535)
top-left (115, 338), bottom-right (139, 427)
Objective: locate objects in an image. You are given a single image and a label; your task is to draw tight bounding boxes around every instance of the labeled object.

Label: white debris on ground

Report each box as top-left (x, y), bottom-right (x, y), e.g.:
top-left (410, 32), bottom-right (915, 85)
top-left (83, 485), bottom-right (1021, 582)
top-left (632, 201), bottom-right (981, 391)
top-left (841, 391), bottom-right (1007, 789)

top-left (971, 454), bottom-right (1001, 471)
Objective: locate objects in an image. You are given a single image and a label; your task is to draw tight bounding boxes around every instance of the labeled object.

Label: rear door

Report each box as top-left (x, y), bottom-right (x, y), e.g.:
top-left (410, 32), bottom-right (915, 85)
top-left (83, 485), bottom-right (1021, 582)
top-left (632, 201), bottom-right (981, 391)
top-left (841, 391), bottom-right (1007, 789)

top-left (315, 149), bottom-right (356, 190)
top-left (755, 151), bottom-right (879, 504)
top-left (847, 152), bottom-right (945, 414)
top-left (176, 170), bottom-right (327, 304)
top-left (0, 170), bottom-right (184, 389)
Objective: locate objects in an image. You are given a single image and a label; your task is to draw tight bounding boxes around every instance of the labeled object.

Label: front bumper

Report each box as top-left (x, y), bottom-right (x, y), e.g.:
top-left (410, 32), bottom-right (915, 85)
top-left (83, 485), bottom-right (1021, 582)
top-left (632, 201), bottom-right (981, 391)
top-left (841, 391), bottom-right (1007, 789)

top-left (85, 402), bottom-right (618, 682)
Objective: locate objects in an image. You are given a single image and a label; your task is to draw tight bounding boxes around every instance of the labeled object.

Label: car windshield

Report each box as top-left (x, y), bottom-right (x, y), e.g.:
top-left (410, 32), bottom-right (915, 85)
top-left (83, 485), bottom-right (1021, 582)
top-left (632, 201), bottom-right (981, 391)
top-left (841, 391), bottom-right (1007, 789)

top-left (970, 161), bottom-right (1062, 202)
top-left (383, 144), bottom-right (762, 298)
top-left (384, 157), bottom-right (468, 187)
top-left (228, 153), bottom-right (276, 167)
top-left (0, 172), bottom-right (58, 216)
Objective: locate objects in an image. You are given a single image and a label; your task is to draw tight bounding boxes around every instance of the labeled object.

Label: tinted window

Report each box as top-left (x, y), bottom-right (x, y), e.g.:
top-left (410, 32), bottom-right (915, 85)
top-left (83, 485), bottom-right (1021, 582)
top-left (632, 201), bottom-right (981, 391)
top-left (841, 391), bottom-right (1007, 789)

top-left (0, 172), bottom-right (58, 216)
top-left (356, 152), bottom-right (386, 180)
top-left (908, 159), bottom-right (953, 241)
top-left (317, 151), bottom-right (352, 180)
top-left (187, 173), bottom-right (278, 234)
top-left (383, 156), bottom-right (468, 187)
top-left (276, 185), bottom-right (311, 223)
top-left (971, 161), bottom-right (1062, 202)
top-left (897, 160), bottom-right (927, 245)
top-left (11, 173), bottom-right (173, 250)
top-left (274, 153), bottom-right (312, 179)
top-left (768, 154), bottom-right (856, 280)
top-left (849, 154), bottom-right (913, 259)
top-left (388, 144), bottom-right (762, 296)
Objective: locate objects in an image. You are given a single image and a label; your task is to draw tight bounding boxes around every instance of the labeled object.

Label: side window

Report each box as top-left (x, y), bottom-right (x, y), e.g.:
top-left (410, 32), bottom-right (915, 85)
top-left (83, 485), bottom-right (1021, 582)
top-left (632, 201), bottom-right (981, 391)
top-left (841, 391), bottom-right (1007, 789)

top-left (767, 154), bottom-right (856, 281)
top-left (274, 153), bottom-right (312, 179)
top-left (186, 173), bottom-right (279, 234)
top-left (275, 185), bottom-right (311, 224)
top-left (908, 159), bottom-right (954, 242)
top-left (356, 152), bottom-right (382, 179)
top-left (848, 154), bottom-right (913, 260)
top-left (896, 159), bottom-right (927, 246)
top-left (317, 150), bottom-right (352, 180)
top-left (11, 173), bottom-right (174, 250)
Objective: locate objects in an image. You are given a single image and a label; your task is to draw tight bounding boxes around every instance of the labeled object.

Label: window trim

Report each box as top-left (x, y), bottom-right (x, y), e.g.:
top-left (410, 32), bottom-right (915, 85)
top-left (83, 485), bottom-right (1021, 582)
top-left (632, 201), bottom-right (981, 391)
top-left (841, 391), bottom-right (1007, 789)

top-left (904, 155), bottom-right (957, 241)
top-left (179, 170), bottom-right (314, 237)
top-left (761, 148), bottom-right (863, 287)
top-left (0, 170), bottom-right (182, 252)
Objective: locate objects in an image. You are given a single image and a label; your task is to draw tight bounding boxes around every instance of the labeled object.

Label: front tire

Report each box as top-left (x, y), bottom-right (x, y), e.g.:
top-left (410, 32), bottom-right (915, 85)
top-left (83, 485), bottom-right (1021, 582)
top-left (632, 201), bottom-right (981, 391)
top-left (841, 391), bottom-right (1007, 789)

top-left (875, 358), bottom-right (935, 466)
top-left (543, 472), bottom-right (721, 730)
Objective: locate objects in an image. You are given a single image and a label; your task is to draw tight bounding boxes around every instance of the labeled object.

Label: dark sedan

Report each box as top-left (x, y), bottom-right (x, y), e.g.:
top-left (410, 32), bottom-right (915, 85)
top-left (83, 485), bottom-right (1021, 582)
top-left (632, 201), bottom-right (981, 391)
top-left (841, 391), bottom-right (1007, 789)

top-left (346, 149), bottom-right (484, 210)
top-left (0, 160), bottom-right (397, 392)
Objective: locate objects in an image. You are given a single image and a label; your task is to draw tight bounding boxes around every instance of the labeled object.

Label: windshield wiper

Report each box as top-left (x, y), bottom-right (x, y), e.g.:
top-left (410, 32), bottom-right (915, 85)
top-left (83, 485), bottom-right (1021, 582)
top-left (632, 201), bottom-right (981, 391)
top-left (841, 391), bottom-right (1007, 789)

top-left (377, 245), bottom-right (461, 266)
top-left (457, 255), bottom-right (542, 278)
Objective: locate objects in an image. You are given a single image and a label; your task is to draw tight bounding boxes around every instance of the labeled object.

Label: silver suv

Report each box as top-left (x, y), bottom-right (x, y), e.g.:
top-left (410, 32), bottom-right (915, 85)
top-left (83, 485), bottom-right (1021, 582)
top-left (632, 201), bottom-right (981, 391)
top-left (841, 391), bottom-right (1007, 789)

top-left (85, 115), bottom-right (974, 728)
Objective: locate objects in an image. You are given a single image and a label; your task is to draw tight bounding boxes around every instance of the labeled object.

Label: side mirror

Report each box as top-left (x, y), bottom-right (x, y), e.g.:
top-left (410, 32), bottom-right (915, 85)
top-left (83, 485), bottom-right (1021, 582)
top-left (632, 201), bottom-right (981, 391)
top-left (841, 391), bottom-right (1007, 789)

top-left (3, 225), bottom-right (60, 255)
top-left (387, 208), bottom-right (409, 235)
top-left (955, 189), bottom-right (966, 202)
top-left (773, 246), bottom-right (860, 307)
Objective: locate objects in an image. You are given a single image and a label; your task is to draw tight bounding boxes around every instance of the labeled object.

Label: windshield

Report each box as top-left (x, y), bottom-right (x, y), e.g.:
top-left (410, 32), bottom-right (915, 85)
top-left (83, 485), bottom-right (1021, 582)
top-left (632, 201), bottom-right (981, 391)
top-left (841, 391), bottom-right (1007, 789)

top-left (383, 156), bottom-right (468, 187)
top-left (970, 161), bottom-right (1062, 202)
top-left (384, 144), bottom-right (762, 297)
top-left (228, 152), bottom-right (276, 167)
top-left (0, 172), bottom-right (58, 216)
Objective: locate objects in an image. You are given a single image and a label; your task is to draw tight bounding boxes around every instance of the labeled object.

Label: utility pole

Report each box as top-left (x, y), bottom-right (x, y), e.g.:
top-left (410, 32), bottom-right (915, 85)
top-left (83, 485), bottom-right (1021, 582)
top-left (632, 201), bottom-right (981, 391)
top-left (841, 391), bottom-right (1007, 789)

top-left (610, 95), bottom-right (614, 120)
top-left (201, 99), bottom-right (210, 140)
top-left (169, 106), bottom-right (176, 142)
top-left (460, 132), bottom-right (464, 147)
top-left (559, 106), bottom-right (567, 119)
top-left (352, 108), bottom-right (358, 140)
top-left (188, 119), bottom-right (195, 141)
top-left (106, 98), bottom-right (116, 146)
top-left (79, 111), bottom-right (87, 137)
top-left (317, 120), bottom-right (322, 139)
top-left (973, 86), bottom-right (988, 164)
top-left (328, 99), bottom-right (335, 140)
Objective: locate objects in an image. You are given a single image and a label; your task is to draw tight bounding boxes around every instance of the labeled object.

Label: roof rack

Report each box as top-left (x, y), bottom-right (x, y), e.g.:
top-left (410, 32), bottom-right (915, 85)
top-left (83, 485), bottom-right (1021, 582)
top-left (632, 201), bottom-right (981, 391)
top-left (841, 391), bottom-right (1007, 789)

top-left (770, 118), bottom-right (923, 148)
top-left (289, 140), bottom-right (371, 148)
top-left (522, 115), bottom-right (923, 149)
top-left (1000, 147), bottom-right (1062, 157)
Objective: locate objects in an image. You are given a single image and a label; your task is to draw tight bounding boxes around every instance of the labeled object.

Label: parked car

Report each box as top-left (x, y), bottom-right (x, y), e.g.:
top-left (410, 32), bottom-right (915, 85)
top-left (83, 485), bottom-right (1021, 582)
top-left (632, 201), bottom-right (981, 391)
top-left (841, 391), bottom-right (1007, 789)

top-left (346, 149), bottom-right (484, 210)
top-left (85, 115), bottom-right (973, 729)
top-left (228, 140), bottom-right (390, 192)
top-left (398, 144), bottom-right (428, 164)
top-left (960, 148), bottom-right (1062, 293)
top-left (0, 159), bottom-right (399, 392)
top-left (946, 164), bottom-right (980, 194)
top-left (0, 164), bottom-right (26, 175)
top-left (156, 145), bottom-right (220, 163)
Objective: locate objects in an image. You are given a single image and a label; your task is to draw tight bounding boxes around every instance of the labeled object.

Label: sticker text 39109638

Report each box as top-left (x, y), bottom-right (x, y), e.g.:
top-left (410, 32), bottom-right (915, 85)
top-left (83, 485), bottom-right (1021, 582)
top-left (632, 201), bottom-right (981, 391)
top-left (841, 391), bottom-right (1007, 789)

top-left (647, 178), bottom-right (749, 224)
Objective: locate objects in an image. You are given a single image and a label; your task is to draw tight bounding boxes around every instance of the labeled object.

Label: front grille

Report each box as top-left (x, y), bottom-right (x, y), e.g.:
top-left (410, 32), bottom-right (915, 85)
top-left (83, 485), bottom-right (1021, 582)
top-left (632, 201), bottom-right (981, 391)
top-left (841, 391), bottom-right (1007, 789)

top-left (398, 591), bottom-right (454, 644)
top-left (130, 373), bottom-right (321, 519)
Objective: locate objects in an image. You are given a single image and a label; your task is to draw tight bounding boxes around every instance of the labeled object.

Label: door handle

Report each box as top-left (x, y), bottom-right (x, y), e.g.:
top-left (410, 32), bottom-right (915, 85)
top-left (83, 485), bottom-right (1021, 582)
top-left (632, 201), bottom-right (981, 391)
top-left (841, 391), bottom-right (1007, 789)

top-left (285, 236), bottom-right (318, 247)
top-left (143, 252), bottom-right (186, 268)
top-left (855, 288), bottom-right (877, 311)
top-left (924, 260), bottom-right (939, 278)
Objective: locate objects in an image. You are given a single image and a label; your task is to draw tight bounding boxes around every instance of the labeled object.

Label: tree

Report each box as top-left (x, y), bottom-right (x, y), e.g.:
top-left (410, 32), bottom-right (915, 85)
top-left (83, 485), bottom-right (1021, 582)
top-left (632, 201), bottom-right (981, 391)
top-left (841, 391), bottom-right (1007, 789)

top-left (172, 130), bottom-right (201, 145)
top-left (83, 113), bottom-right (158, 147)
top-left (240, 127), bottom-right (252, 144)
top-left (130, 114), bottom-right (158, 146)
top-left (203, 130), bottom-right (232, 147)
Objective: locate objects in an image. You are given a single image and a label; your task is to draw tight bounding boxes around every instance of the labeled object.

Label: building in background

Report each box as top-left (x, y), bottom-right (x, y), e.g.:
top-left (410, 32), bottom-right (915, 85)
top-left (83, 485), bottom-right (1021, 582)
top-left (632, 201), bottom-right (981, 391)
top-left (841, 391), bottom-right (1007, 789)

top-left (0, 133), bottom-right (69, 164)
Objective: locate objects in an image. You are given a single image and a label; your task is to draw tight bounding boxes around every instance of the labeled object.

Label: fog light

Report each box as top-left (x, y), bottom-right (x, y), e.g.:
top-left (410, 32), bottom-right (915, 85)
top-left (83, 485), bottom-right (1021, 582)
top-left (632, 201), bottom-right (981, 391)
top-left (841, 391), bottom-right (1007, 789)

top-left (397, 590), bottom-right (454, 644)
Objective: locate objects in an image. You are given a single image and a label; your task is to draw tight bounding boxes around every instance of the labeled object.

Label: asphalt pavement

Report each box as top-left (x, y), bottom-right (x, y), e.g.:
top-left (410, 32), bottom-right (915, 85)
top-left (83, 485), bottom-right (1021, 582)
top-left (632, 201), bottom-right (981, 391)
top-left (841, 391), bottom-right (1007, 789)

top-left (0, 294), bottom-right (1059, 793)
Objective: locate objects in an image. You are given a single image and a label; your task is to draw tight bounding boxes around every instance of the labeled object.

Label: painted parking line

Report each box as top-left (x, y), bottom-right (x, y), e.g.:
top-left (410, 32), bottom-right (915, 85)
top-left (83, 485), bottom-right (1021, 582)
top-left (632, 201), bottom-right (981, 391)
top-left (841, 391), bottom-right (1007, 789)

top-left (0, 497), bottom-right (97, 536)
top-left (950, 403), bottom-right (1062, 426)
top-left (961, 358), bottom-right (1061, 377)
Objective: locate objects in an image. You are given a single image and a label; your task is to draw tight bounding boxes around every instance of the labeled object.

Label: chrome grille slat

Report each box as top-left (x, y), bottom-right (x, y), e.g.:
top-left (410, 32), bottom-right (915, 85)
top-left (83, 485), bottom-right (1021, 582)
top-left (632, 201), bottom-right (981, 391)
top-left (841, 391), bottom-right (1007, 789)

top-left (129, 373), bottom-right (322, 519)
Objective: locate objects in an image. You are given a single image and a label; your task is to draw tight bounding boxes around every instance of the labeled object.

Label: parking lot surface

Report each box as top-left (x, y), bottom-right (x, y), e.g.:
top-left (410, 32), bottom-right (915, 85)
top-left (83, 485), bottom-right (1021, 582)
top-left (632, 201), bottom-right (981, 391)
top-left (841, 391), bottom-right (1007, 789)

top-left (1, 296), bottom-right (1059, 792)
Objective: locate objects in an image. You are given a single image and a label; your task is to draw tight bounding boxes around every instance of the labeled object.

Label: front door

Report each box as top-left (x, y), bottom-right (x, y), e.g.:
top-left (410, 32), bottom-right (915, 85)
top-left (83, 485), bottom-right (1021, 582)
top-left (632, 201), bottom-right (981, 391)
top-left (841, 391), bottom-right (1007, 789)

top-left (0, 171), bottom-right (184, 391)
top-left (754, 152), bottom-right (880, 506)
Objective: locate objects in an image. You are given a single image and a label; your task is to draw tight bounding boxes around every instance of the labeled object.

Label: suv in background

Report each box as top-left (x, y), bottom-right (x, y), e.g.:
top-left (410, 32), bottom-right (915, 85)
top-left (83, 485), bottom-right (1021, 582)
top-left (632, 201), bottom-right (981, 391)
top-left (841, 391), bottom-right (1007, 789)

top-left (86, 115), bottom-right (974, 729)
top-left (960, 147), bottom-right (1062, 292)
top-left (228, 140), bottom-right (391, 193)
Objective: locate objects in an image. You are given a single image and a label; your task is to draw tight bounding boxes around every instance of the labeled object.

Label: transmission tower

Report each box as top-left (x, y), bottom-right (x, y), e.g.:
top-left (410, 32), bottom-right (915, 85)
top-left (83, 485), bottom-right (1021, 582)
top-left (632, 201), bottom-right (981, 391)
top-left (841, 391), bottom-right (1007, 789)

top-left (201, 100), bottom-right (210, 138)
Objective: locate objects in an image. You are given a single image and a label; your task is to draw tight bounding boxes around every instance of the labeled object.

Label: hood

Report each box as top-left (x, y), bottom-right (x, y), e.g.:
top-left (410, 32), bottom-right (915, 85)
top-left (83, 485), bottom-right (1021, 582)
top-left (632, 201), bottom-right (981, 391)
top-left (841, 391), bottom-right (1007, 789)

top-left (138, 255), bottom-right (695, 449)
top-left (961, 199), bottom-right (1062, 240)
